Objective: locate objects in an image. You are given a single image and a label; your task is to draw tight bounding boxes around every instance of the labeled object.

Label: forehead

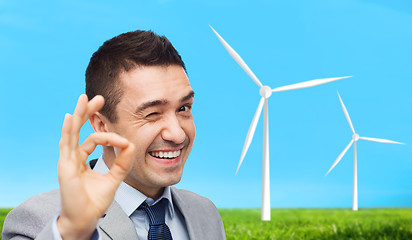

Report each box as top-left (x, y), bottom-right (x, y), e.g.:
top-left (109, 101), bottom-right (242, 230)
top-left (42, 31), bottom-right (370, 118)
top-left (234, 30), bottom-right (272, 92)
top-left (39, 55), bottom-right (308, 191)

top-left (118, 65), bottom-right (192, 105)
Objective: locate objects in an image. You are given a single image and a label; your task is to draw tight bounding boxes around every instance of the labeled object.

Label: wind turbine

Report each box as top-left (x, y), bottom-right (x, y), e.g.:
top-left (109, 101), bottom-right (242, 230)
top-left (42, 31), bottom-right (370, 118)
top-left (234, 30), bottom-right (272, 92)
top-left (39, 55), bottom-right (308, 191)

top-left (210, 25), bottom-right (351, 221)
top-left (326, 92), bottom-right (404, 211)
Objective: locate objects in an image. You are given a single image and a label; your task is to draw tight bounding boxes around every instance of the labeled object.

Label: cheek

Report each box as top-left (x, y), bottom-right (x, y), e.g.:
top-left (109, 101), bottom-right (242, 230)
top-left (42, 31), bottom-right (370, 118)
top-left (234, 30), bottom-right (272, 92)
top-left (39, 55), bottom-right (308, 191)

top-left (132, 123), bottom-right (162, 149)
top-left (183, 119), bottom-right (196, 141)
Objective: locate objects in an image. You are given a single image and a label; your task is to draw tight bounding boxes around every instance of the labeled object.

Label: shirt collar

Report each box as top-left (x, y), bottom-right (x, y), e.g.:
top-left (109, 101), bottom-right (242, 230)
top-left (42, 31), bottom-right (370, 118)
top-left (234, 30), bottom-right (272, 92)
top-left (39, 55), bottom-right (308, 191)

top-left (93, 156), bottom-right (175, 217)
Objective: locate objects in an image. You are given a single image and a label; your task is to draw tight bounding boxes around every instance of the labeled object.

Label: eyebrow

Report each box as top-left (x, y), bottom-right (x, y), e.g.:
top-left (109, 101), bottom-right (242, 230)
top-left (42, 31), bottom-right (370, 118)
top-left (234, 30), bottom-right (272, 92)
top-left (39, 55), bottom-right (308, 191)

top-left (136, 90), bottom-right (195, 113)
top-left (181, 90), bottom-right (195, 102)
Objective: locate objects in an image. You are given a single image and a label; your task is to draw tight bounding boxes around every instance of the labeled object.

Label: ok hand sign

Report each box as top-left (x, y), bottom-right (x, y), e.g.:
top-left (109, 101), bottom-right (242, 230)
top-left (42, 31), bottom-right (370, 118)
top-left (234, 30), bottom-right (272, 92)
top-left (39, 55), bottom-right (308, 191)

top-left (57, 94), bottom-right (134, 240)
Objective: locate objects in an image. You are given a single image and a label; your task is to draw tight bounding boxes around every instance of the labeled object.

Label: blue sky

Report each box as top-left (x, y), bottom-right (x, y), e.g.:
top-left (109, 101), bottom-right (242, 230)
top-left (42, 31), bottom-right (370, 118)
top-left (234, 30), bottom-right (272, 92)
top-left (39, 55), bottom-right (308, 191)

top-left (1, 0), bottom-right (411, 208)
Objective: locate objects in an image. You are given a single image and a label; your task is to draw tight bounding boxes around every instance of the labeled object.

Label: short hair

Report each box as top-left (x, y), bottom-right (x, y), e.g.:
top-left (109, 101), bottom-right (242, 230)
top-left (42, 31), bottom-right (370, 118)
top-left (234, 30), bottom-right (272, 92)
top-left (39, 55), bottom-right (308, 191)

top-left (85, 30), bottom-right (186, 123)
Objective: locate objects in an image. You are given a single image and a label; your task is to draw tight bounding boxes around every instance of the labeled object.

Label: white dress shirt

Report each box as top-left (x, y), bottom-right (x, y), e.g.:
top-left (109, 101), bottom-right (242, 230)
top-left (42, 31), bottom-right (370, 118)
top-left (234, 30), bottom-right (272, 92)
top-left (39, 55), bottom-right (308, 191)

top-left (52, 156), bottom-right (189, 240)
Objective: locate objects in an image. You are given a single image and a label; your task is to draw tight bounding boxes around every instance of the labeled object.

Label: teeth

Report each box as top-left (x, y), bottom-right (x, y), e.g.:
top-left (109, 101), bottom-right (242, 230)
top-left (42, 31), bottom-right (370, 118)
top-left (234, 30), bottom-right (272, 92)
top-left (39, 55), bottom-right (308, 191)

top-left (149, 150), bottom-right (181, 159)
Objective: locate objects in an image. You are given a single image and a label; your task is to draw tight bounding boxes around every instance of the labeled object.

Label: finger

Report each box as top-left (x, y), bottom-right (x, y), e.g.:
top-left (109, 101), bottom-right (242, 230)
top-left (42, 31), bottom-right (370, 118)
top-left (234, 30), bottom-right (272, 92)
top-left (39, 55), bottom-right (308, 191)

top-left (59, 113), bottom-right (73, 157)
top-left (87, 95), bottom-right (105, 116)
top-left (58, 113), bottom-right (75, 181)
top-left (107, 142), bottom-right (135, 184)
top-left (80, 132), bottom-right (130, 156)
top-left (69, 95), bottom-right (105, 148)
top-left (70, 94), bottom-right (89, 147)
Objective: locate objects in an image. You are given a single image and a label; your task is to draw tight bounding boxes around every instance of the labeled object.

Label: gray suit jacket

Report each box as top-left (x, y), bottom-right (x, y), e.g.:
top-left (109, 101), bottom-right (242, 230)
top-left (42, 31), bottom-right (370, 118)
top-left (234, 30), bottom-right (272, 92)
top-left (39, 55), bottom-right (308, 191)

top-left (2, 187), bottom-right (226, 240)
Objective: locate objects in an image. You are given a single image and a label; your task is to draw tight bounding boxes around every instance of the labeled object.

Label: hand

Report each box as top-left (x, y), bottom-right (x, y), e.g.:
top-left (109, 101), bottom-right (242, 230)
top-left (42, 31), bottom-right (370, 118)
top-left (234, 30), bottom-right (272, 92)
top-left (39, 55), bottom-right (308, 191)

top-left (56, 94), bottom-right (135, 240)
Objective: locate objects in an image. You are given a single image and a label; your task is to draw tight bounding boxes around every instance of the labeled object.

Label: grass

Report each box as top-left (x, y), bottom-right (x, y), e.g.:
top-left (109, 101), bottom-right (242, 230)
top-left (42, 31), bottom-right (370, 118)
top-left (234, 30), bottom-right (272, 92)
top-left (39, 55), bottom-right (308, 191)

top-left (219, 208), bottom-right (412, 239)
top-left (1, 208), bottom-right (412, 239)
top-left (0, 208), bottom-right (12, 240)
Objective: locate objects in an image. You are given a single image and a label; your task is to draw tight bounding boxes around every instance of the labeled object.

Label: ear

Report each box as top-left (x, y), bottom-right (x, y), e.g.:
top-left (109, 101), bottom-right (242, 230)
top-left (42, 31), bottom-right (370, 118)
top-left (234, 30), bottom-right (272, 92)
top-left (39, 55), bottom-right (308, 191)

top-left (89, 112), bottom-right (110, 133)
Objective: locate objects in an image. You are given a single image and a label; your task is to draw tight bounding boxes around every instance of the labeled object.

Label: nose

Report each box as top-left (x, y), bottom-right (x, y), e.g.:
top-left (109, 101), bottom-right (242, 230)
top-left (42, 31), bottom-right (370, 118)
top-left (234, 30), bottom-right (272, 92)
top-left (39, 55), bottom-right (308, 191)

top-left (161, 115), bottom-right (186, 145)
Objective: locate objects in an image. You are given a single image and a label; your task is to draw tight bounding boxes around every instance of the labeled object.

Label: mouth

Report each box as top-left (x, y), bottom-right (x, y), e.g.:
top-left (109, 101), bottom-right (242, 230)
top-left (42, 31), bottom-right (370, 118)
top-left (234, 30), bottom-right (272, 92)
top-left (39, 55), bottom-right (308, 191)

top-left (148, 149), bottom-right (181, 160)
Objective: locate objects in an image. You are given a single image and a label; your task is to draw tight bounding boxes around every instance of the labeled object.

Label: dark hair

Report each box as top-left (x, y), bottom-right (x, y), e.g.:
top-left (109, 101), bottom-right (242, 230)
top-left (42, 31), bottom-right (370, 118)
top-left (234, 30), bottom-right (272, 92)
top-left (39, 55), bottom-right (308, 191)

top-left (85, 30), bottom-right (186, 123)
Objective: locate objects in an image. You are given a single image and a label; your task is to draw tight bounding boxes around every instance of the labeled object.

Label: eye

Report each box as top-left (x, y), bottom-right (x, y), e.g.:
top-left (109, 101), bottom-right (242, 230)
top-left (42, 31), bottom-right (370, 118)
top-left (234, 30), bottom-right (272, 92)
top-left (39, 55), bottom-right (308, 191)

top-left (146, 112), bottom-right (159, 118)
top-left (179, 105), bottom-right (191, 112)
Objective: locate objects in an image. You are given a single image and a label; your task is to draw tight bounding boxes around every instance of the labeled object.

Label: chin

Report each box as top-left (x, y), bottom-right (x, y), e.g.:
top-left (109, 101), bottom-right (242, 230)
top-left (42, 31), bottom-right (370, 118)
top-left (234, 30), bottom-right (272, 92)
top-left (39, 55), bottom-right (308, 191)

top-left (160, 172), bottom-right (183, 186)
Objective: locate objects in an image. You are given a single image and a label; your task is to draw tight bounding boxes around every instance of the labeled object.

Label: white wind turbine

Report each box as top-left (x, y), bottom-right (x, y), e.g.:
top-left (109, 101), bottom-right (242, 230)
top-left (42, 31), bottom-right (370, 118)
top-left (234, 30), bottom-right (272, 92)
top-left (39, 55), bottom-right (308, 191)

top-left (326, 92), bottom-right (404, 211)
top-left (210, 25), bottom-right (351, 221)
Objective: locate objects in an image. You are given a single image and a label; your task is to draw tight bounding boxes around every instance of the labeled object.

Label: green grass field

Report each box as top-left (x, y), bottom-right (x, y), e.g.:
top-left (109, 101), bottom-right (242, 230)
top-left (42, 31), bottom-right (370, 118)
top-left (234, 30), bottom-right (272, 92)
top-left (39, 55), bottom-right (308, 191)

top-left (220, 208), bottom-right (412, 239)
top-left (1, 208), bottom-right (412, 239)
top-left (0, 209), bottom-right (12, 240)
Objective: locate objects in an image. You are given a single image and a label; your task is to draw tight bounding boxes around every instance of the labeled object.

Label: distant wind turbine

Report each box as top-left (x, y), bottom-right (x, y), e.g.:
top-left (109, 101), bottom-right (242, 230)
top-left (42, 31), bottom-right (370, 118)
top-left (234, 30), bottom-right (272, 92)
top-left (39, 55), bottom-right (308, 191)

top-left (210, 25), bottom-right (351, 221)
top-left (326, 92), bottom-right (404, 211)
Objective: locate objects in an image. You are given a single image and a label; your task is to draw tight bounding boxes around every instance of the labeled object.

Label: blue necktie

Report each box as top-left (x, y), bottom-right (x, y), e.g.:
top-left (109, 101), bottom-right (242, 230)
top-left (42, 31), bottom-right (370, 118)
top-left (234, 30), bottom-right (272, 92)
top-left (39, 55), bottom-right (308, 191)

top-left (139, 198), bottom-right (173, 240)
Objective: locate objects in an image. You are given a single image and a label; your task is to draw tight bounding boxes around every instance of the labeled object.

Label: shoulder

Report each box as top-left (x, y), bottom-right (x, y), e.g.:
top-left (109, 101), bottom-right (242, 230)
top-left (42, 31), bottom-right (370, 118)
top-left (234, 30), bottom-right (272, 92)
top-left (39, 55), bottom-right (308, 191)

top-left (2, 189), bottom-right (60, 240)
top-left (170, 187), bottom-right (226, 239)
top-left (171, 187), bottom-right (213, 203)
top-left (170, 186), bottom-right (219, 211)
top-left (8, 189), bottom-right (61, 219)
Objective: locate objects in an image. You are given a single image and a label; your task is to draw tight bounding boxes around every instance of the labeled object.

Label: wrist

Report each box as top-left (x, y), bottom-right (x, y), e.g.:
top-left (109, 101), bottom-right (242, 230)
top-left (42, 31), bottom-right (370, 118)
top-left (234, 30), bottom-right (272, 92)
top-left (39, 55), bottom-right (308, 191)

top-left (57, 215), bottom-right (97, 240)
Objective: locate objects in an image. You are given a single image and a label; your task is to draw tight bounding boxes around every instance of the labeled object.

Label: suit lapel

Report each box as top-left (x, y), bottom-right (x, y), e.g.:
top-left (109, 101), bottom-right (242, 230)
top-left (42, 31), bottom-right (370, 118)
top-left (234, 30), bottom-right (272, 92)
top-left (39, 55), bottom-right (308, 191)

top-left (171, 188), bottom-right (199, 240)
top-left (88, 160), bottom-right (139, 239)
top-left (98, 201), bottom-right (139, 240)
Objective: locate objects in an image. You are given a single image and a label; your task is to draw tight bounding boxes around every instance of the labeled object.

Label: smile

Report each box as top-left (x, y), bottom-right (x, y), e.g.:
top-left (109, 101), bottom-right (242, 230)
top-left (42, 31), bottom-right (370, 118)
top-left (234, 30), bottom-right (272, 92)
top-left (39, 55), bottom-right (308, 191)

top-left (149, 149), bottom-right (181, 159)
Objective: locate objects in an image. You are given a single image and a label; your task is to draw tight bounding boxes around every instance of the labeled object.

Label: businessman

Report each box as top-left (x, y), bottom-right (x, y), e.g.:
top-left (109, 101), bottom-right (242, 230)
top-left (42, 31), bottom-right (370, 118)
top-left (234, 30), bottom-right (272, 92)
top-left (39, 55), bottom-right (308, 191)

top-left (3, 30), bottom-right (226, 240)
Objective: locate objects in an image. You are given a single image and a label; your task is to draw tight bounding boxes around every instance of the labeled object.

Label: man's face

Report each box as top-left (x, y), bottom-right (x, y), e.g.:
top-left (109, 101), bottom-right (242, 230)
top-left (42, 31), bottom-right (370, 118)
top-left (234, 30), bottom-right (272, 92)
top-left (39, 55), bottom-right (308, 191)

top-left (105, 65), bottom-right (195, 197)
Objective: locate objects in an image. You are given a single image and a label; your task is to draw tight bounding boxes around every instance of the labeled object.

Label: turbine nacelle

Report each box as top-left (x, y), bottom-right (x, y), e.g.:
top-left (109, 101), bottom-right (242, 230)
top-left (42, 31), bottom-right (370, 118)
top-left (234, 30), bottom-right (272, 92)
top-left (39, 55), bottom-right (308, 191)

top-left (352, 133), bottom-right (360, 141)
top-left (260, 86), bottom-right (273, 99)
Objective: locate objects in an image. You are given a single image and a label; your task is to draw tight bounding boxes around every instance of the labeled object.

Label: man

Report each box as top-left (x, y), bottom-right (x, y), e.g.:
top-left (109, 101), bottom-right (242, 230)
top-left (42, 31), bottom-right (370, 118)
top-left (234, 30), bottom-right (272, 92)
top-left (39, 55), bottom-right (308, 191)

top-left (3, 30), bottom-right (226, 240)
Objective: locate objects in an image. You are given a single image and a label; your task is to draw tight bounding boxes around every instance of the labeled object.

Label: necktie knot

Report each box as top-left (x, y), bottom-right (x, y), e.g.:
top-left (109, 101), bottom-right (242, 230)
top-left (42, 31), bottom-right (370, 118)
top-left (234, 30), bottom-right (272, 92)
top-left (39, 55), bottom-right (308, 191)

top-left (138, 198), bottom-right (173, 240)
top-left (139, 198), bottom-right (167, 226)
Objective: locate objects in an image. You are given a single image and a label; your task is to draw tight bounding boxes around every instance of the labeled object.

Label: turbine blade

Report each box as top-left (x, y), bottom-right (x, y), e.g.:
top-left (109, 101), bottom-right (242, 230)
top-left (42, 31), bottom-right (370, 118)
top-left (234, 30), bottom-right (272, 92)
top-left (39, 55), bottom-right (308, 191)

top-left (359, 136), bottom-right (404, 144)
top-left (326, 140), bottom-right (354, 176)
top-left (209, 25), bottom-right (263, 88)
top-left (272, 76), bottom-right (351, 93)
top-left (337, 92), bottom-right (356, 134)
top-left (236, 97), bottom-right (265, 174)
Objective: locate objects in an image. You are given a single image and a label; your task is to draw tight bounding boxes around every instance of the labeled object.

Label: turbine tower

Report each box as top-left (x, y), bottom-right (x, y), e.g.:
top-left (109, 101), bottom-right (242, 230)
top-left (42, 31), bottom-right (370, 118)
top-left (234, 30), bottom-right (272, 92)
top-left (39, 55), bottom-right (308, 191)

top-left (326, 92), bottom-right (404, 211)
top-left (210, 25), bottom-right (351, 220)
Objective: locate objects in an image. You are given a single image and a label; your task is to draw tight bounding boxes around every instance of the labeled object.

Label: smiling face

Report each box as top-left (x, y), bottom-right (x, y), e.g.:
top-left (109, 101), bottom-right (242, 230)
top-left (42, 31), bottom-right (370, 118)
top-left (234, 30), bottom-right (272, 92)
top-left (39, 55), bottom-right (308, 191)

top-left (101, 65), bottom-right (195, 199)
